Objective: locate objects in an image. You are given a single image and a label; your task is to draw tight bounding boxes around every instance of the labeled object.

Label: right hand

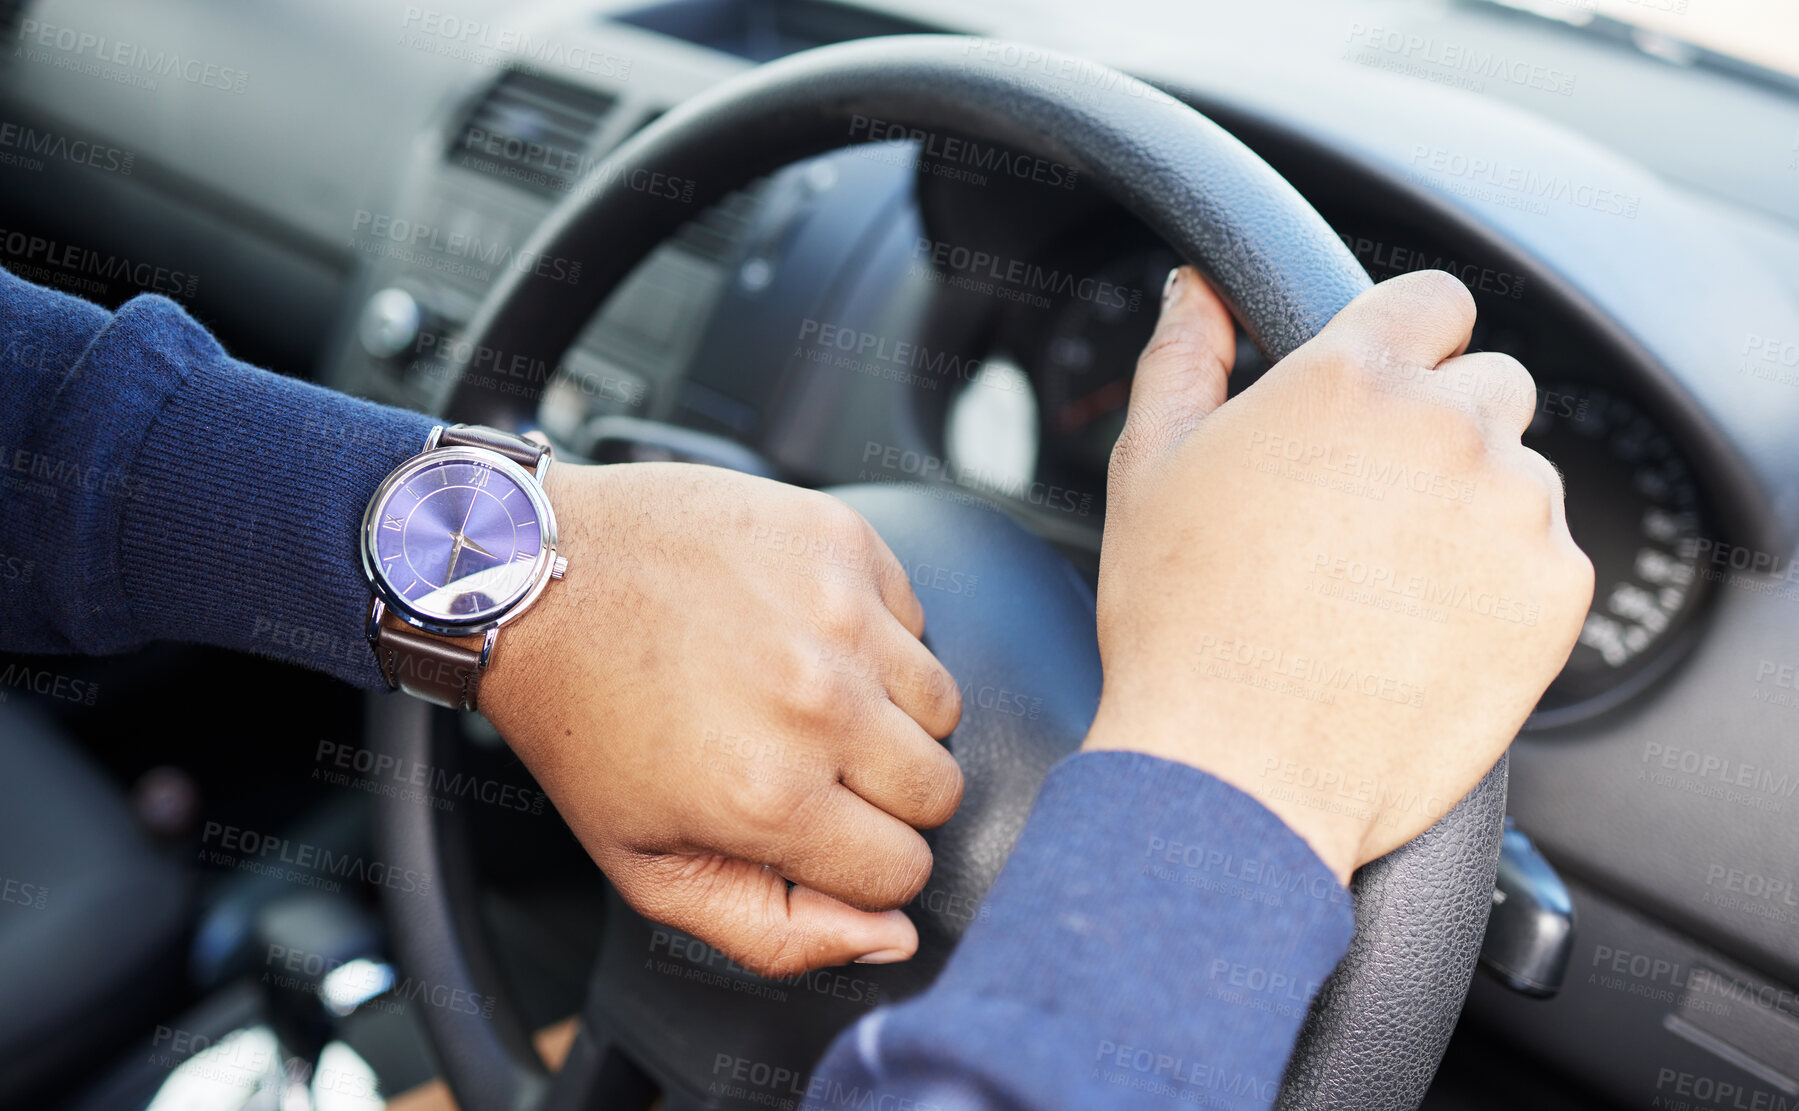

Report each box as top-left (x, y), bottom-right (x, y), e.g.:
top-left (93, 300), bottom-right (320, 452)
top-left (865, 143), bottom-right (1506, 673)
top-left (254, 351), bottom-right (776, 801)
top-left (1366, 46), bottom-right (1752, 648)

top-left (481, 462), bottom-right (964, 977)
top-left (1084, 268), bottom-right (1594, 883)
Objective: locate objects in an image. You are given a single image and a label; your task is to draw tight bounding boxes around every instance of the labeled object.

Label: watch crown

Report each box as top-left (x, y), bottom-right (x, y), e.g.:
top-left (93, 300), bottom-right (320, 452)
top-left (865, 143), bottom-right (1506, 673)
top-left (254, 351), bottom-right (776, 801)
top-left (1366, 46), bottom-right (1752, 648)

top-left (551, 555), bottom-right (569, 580)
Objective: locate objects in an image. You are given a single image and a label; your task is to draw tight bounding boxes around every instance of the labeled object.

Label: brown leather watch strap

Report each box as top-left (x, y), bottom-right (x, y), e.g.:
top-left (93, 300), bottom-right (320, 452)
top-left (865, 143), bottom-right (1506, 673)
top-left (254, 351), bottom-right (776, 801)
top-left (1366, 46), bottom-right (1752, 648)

top-left (439, 424), bottom-right (549, 470)
top-left (373, 621), bottom-right (486, 712)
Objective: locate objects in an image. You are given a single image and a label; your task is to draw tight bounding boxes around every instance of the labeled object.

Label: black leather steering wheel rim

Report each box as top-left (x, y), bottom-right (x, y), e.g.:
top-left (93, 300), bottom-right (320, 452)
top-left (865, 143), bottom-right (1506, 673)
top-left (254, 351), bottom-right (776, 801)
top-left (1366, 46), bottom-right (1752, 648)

top-left (376, 34), bottom-right (1509, 1111)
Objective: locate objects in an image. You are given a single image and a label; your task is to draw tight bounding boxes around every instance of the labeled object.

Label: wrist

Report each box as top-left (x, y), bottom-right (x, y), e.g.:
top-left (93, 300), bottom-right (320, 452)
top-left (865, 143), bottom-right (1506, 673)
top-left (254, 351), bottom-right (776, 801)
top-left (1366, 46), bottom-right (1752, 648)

top-left (1081, 713), bottom-right (1363, 886)
top-left (475, 459), bottom-right (621, 730)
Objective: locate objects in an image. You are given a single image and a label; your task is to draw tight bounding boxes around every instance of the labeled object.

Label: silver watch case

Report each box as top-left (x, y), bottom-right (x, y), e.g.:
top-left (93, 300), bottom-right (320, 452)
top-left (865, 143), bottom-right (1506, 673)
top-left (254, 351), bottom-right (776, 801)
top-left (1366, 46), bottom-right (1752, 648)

top-left (359, 441), bottom-right (561, 641)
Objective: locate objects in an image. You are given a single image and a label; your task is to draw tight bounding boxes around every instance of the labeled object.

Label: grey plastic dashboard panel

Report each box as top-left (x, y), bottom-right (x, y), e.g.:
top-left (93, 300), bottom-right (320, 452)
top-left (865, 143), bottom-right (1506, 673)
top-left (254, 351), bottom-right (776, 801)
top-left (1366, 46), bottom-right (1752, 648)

top-left (0, 0), bottom-right (750, 266)
top-left (0, 0), bottom-right (466, 257)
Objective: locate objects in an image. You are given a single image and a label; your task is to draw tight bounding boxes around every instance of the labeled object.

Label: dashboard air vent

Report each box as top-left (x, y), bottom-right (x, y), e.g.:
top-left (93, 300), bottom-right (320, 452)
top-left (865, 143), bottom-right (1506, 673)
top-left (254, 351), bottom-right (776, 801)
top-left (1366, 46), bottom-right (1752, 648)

top-left (448, 70), bottom-right (617, 197)
top-left (672, 182), bottom-right (768, 264)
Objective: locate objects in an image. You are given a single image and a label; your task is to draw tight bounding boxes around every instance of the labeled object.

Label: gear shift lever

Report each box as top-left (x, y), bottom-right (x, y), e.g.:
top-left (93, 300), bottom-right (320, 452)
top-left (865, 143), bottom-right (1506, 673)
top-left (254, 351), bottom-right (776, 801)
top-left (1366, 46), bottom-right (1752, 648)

top-left (253, 892), bottom-right (387, 1066)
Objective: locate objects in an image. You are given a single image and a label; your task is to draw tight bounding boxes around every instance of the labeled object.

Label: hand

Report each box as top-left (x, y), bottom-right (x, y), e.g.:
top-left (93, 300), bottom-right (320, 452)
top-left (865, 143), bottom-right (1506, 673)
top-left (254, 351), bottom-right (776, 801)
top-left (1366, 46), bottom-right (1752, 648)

top-left (480, 462), bottom-right (964, 976)
top-left (443, 532), bottom-right (466, 582)
top-left (445, 478), bottom-right (483, 579)
top-left (1083, 267), bottom-right (1593, 883)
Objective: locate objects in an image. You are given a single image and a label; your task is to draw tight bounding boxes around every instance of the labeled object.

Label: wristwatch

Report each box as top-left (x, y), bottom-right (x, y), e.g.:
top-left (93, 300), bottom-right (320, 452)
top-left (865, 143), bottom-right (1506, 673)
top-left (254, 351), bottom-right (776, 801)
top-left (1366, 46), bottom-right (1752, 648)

top-left (360, 423), bottom-right (569, 711)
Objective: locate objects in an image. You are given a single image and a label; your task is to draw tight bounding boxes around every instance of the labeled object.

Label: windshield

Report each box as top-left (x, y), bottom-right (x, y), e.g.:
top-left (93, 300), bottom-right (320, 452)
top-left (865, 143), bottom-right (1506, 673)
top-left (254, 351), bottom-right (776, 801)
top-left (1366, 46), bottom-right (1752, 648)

top-left (1485, 0), bottom-right (1799, 83)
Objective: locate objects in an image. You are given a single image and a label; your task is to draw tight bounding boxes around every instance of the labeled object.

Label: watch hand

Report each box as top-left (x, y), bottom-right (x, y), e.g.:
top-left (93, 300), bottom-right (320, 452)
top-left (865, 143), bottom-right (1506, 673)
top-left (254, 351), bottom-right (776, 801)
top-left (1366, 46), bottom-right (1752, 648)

top-left (460, 535), bottom-right (497, 560)
top-left (445, 532), bottom-right (467, 582)
top-left (460, 483), bottom-right (479, 534)
top-left (445, 484), bottom-right (483, 580)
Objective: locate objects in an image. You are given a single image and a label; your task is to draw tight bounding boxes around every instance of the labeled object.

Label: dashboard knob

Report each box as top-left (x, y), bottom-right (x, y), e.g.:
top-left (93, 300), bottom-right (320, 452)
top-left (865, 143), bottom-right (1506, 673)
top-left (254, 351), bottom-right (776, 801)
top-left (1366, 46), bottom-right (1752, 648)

top-left (358, 287), bottom-right (425, 361)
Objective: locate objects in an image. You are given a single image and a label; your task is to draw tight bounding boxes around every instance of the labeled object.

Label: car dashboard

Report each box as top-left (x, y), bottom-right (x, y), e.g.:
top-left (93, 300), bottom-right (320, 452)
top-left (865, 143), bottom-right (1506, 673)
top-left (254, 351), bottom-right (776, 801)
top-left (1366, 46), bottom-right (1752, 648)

top-left (3, 0), bottom-right (1799, 1106)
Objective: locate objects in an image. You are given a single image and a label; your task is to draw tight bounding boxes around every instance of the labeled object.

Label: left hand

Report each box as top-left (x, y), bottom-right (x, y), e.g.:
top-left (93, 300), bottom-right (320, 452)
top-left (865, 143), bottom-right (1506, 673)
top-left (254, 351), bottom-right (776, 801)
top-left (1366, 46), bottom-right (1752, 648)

top-left (479, 459), bottom-right (964, 977)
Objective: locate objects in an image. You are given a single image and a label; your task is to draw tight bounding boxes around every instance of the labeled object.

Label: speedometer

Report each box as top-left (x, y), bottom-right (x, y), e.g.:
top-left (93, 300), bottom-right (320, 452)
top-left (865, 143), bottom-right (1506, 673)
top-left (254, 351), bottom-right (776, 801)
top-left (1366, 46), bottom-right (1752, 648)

top-left (1523, 381), bottom-right (1710, 722)
top-left (1005, 238), bottom-right (1714, 723)
top-left (1033, 247), bottom-right (1178, 478)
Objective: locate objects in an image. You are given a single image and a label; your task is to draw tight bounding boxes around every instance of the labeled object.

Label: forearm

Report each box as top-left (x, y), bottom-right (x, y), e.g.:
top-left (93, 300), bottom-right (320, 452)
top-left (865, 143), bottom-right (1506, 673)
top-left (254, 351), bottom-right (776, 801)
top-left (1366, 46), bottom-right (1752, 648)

top-left (806, 750), bottom-right (1354, 1111)
top-left (0, 266), bottom-right (433, 686)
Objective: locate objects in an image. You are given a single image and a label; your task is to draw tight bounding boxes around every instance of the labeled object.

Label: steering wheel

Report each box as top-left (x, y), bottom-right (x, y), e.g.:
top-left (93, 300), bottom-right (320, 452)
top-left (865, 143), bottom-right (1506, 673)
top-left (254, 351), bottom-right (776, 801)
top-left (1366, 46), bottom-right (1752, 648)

top-left (372, 35), bottom-right (1508, 1111)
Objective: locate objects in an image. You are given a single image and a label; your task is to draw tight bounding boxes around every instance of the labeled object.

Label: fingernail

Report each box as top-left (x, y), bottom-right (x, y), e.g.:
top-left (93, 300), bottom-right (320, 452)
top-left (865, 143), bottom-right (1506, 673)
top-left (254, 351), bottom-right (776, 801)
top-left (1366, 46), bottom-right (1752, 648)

top-left (1162, 266), bottom-right (1184, 311)
top-left (853, 948), bottom-right (912, 965)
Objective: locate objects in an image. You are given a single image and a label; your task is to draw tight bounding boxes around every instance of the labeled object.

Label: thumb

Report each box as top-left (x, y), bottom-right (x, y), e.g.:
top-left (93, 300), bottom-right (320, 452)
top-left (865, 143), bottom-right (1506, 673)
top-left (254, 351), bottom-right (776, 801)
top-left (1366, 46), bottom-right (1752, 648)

top-left (615, 853), bottom-right (919, 978)
top-left (1110, 265), bottom-right (1238, 482)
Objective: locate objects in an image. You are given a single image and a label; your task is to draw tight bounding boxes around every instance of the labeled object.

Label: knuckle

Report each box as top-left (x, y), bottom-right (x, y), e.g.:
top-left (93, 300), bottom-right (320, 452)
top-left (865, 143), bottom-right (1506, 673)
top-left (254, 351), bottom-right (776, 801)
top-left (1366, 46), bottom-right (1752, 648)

top-left (1568, 545), bottom-right (1598, 599)
top-left (1473, 352), bottom-right (1536, 420)
top-left (1107, 423), bottom-right (1150, 484)
top-left (893, 838), bottom-right (936, 902)
top-left (1543, 549), bottom-right (1596, 640)
top-left (790, 664), bottom-right (851, 726)
top-left (752, 950), bottom-right (810, 979)
top-left (742, 927), bottom-right (813, 979)
top-left (914, 756), bottom-right (965, 828)
top-left (1481, 350), bottom-right (1534, 390)
top-left (867, 838), bottom-right (934, 907)
top-left (732, 770), bottom-right (818, 835)
top-left (1405, 268), bottom-right (1478, 323)
top-left (614, 852), bottom-right (723, 922)
top-left (811, 492), bottom-right (872, 545)
top-left (894, 661), bottom-right (961, 734)
top-left (807, 579), bottom-right (868, 643)
top-left (1521, 448), bottom-right (1566, 503)
top-left (1432, 405), bottom-right (1490, 467)
top-left (1138, 330), bottom-right (1203, 372)
top-left (932, 671), bottom-right (964, 734)
top-left (776, 643), bottom-right (840, 712)
top-left (1321, 346), bottom-right (1382, 407)
top-left (1493, 462), bottom-right (1554, 530)
top-left (1108, 411), bottom-right (1188, 481)
top-left (602, 854), bottom-right (668, 908)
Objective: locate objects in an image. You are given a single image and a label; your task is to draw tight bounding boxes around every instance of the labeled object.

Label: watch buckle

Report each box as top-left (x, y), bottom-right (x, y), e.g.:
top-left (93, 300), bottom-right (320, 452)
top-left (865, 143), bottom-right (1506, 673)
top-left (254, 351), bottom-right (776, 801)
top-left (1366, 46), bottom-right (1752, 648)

top-left (366, 596), bottom-right (386, 652)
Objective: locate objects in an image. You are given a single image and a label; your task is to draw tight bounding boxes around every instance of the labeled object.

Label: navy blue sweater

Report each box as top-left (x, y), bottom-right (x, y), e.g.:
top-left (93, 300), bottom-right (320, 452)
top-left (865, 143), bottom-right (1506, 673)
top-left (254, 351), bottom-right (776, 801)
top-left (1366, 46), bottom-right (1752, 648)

top-left (0, 267), bottom-right (1353, 1109)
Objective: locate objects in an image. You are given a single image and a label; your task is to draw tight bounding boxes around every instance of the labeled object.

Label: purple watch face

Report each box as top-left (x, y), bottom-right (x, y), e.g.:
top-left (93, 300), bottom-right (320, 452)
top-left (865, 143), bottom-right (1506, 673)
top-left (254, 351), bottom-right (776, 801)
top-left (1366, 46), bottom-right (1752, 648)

top-left (370, 455), bottom-right (544, 624)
